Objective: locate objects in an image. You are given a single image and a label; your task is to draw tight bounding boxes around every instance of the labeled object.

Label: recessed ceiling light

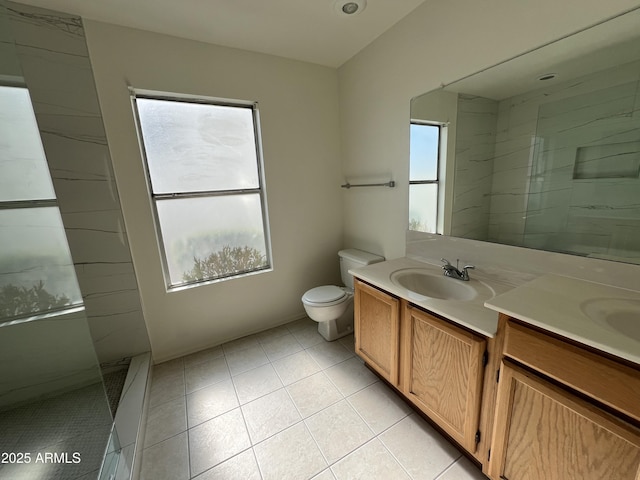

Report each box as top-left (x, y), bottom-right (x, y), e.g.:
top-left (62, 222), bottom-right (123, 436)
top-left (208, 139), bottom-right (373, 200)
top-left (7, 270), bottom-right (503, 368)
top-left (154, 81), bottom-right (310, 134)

top-left (342, 2), bottom-right (359, 14)
top-left (334, 0), bottom-right (367, 16)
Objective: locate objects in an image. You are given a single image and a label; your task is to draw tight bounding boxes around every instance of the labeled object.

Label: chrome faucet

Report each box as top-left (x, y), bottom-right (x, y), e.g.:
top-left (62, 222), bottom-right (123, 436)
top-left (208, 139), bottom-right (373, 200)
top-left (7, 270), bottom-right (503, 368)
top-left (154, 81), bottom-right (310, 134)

top-left (441, 258), bottom-right (475, 281)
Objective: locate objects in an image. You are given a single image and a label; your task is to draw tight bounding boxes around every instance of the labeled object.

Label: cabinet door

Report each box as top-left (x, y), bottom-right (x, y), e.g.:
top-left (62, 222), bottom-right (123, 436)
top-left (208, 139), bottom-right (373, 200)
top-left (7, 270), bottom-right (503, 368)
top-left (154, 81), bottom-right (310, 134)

top-left (354, 279), bottom-right (400, 385)
top-left (402, 305), bottom-right (486, 452)
top-left (489, 362), bottom-right (640, 480)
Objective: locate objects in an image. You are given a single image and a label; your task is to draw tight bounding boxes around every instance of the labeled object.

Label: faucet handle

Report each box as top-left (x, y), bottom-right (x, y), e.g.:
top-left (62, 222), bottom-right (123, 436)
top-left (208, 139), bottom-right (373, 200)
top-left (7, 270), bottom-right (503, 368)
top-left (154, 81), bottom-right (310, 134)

top-left (440, 258), bottom-right (452, 267)
top-left (461, 264), bottom-right (475, 280)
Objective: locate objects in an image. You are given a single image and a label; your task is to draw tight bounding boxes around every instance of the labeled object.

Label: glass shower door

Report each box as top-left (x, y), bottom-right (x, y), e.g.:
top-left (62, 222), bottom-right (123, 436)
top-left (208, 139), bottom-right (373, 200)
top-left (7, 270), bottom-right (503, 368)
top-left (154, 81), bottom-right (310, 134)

top-left (0, 40), bottom-right (115, 480)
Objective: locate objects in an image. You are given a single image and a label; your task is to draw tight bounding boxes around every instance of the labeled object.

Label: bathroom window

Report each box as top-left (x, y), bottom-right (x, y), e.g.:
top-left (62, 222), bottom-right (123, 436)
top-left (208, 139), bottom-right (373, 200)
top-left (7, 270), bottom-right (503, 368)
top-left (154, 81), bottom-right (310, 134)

top-left (0, 85), bottom-right (83, 322)
top-left (409, 121), bottom-right (442, 233)
top-left (131, 91), bottom-right (272, 289)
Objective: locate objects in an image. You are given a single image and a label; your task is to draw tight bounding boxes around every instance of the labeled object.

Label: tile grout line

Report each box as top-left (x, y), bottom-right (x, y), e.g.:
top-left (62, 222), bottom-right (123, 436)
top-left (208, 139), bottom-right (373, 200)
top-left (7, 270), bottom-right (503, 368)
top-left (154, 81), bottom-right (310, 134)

top-left (250, 446), bottom-right (266, 480)
top-left (432, 454), bottom-right (465, 480)
top-left (181, 357), bottom-right (193, 480)
top-left (375, 414), bottom-right (426, 480)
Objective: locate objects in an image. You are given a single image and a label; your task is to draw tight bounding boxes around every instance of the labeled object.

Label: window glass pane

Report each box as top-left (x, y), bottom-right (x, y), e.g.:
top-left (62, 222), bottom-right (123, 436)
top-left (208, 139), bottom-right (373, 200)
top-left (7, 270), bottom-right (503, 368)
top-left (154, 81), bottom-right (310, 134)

top-left (0, 207), bottom-right (83, 320)
top-left (410, 123), bottom-right (439, 181)
top-left (156, 195), bottom-right (268, 285)
top-left (136, 98), bottom-right (260, 194)
top-left (0, 85), bottom-right (55, 201)
top-left (409, 184), bottom-right (438, 233)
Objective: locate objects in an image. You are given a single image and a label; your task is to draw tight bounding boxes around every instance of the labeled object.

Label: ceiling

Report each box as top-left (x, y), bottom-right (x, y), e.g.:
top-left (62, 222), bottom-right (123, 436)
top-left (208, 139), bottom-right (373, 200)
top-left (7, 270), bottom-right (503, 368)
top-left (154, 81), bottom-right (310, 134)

top-left (441, 6), bottom-right (640, 100)
top-left (13, 0), bottom-right (427, 67)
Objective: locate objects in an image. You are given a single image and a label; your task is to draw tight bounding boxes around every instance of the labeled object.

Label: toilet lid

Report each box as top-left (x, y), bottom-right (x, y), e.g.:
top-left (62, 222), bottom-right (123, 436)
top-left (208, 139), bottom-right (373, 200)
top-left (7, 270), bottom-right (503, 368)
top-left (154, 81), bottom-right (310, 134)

top-left (303, 285), bottom-right (346, 304)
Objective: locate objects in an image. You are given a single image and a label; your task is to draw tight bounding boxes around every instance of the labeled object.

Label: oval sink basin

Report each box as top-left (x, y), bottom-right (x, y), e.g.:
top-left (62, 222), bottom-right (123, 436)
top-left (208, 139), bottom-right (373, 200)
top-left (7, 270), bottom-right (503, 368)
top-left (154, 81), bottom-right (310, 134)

top-left (390, 268), bottom-right (479, 301)
top-left (580, 298), bottom-right (640, 341)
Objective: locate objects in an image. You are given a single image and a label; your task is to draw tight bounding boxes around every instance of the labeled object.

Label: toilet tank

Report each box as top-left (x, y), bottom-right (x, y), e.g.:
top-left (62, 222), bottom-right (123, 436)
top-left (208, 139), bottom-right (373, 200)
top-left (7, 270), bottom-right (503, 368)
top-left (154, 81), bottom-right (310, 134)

top-left (338, 249), bottom-right (384, 289)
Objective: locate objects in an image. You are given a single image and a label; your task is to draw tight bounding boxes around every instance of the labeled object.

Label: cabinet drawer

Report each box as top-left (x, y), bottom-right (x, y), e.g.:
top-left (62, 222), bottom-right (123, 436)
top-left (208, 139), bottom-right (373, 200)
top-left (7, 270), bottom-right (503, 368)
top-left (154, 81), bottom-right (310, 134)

top-left (503, 320), bottom-right (640, 423)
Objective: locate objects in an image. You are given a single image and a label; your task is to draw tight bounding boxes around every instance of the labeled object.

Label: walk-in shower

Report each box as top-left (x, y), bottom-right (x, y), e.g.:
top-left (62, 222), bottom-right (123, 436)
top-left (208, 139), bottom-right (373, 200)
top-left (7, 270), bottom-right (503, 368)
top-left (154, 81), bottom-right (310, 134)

top-left (0, 2), bottom-right (151, 479)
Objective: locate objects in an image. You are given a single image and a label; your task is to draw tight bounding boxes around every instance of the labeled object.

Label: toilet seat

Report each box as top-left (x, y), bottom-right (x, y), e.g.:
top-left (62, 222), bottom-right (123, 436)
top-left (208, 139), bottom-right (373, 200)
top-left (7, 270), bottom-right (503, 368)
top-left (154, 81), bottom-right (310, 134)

top-left (302, 285), bottom-right (348, 307)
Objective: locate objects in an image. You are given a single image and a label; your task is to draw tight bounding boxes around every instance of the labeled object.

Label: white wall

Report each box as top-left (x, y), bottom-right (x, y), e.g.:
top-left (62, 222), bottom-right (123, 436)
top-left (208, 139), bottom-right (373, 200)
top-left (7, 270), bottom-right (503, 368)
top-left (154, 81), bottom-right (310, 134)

top-left (84, 21), bottom-right (343, 362)
top-left (338, 0), bottom-right (640, 261)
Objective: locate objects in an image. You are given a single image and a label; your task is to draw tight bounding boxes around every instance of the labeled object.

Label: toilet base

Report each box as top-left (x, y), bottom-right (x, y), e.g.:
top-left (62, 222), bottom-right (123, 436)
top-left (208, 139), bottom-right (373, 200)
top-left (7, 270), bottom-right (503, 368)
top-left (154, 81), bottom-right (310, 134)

top-left (317, 304), bottom-right (354, 341)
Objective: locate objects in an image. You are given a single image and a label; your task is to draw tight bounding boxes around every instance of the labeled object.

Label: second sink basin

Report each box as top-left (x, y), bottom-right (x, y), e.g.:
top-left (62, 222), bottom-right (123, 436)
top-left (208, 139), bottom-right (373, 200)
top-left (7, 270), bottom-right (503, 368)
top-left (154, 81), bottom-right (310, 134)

top-left (390, 268), bottom-right (493, 301)
top-left (580, 297), bottom-right (640, 341)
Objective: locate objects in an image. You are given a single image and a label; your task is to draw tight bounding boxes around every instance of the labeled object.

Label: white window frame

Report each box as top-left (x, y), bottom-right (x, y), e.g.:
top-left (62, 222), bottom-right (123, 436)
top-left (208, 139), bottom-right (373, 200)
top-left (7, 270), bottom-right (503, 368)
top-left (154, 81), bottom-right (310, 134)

top-left (130, 90), bottom-right (272, 290)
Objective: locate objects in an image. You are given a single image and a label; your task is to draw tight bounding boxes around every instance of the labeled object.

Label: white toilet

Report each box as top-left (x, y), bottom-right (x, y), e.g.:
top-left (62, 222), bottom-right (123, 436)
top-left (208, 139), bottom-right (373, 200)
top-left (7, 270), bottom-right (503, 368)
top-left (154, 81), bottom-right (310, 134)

top-left (301, 249), bottom-right (384, 341)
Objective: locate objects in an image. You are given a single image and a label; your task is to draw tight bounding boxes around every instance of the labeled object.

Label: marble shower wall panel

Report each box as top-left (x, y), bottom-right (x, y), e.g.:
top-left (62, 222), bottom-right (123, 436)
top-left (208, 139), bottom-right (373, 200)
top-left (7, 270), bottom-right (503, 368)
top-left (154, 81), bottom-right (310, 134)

top-left (5, 1), bottom-right (150, 363)
top-left (0, 7), bottom-right (21, 81)
top-left (0, 309), bottom-right (101, 409)
top-left (451, 94), bottom-right (498, 239)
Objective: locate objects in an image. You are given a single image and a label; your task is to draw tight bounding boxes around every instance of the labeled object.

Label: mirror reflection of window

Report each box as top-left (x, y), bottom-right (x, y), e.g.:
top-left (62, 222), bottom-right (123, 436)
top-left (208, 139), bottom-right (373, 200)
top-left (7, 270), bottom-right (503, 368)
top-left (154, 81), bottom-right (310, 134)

top-left (0, 85), bottom-right (55, 201)
top-left (0, 85), bottom-right (82, 322)
top-left (409, 121), bottom-right (443, 233)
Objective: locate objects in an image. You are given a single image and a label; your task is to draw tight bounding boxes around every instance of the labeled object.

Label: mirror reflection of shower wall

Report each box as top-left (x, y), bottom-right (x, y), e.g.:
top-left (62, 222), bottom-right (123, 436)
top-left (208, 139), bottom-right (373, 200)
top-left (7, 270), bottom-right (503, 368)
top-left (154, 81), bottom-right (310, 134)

top-left (525, 78), bottom-right (640, 259)
top-left (485, 60), bottom-right (640, 262)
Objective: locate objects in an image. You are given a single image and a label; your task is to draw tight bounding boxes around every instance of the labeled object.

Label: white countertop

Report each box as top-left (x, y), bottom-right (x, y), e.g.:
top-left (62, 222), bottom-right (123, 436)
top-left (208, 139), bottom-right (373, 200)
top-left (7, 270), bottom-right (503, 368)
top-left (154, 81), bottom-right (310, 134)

top-left (350, 257), bottom-right (513, 338)
top-left (485, 274), bottom-right (640, 365)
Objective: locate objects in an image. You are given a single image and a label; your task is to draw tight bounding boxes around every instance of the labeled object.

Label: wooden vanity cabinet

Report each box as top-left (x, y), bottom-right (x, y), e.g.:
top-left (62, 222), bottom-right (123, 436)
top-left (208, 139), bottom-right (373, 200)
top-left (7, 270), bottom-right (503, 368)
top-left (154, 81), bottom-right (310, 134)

top-left (488, 320), bottom-right (640, 480)
top-left (353, 278), bottom-right (489, 454)
top-left (401, 304), bottom-right (487, 453)
top-left (354, 278), bottom-right (400, 385)
top-left (354, 278), bottom-right (640, 479)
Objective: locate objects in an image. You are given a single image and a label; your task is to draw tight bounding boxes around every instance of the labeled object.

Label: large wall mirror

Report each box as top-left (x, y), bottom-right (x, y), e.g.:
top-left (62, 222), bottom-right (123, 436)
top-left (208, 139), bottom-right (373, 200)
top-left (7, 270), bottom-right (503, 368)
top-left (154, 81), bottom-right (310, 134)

top-left (410, 7), bottom-right (640, 265)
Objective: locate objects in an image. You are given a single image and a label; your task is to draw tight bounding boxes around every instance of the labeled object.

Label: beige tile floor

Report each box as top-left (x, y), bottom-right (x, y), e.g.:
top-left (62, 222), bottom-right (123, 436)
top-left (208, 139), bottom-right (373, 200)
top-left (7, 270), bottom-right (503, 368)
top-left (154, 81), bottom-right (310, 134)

top-left (139, 317), bottom-right (489, 480)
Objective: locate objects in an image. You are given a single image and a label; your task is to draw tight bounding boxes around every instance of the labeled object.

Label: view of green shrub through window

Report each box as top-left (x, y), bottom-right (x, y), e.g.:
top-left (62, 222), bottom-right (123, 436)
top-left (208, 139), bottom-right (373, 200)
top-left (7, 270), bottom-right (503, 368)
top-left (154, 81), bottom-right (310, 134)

top-left (0, 85), bottom-right (83, 322)
top-left (132, 93), bottom-right (271, 288)
top-left (409, 122), bottom-right (441, 233)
